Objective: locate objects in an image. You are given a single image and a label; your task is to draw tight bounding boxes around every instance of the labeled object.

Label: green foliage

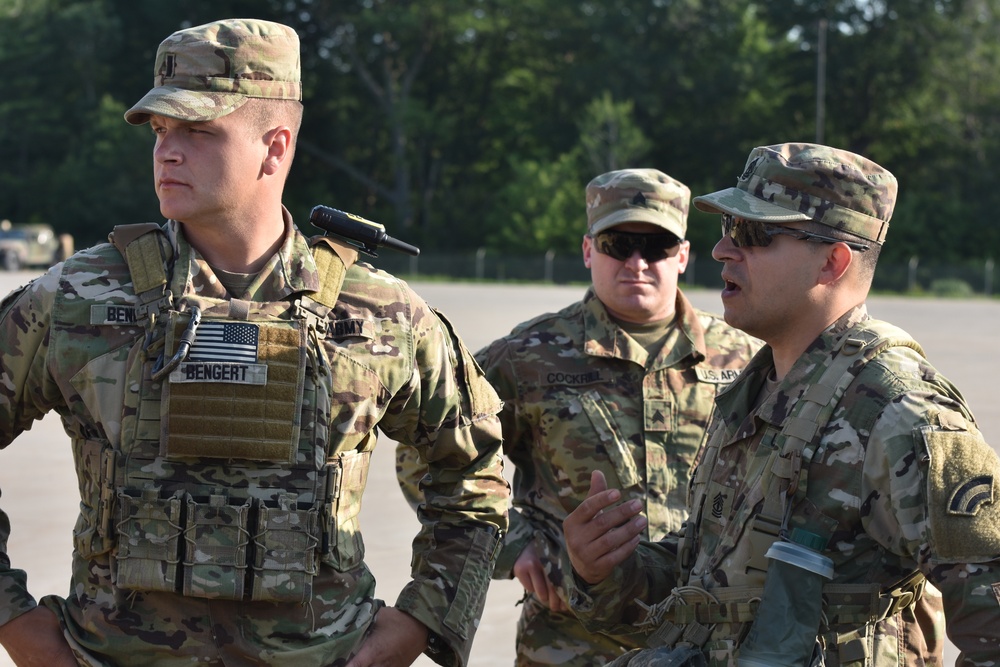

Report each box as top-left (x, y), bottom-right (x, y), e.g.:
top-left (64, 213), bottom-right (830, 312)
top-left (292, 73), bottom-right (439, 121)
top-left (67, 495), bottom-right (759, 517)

top-left (0, 0), bottom-right (997, 266)
top-left (486, 151), bottom-right (587, 254)
top-left (930, 278), bottom-right (975, 298)
top-left (578, 92), bottom-right (651, 174)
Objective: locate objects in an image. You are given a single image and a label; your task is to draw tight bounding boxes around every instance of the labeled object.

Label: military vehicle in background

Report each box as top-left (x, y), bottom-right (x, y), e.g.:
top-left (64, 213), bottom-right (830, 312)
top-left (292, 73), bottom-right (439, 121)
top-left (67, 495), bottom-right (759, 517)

top-left (0, 220), bottom-right (69, 271)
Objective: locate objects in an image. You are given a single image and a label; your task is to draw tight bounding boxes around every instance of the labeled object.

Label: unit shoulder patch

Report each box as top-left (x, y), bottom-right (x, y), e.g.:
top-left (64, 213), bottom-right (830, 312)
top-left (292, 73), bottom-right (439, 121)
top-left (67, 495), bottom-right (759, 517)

top-left (923, 424), bottom-right (1000, 562)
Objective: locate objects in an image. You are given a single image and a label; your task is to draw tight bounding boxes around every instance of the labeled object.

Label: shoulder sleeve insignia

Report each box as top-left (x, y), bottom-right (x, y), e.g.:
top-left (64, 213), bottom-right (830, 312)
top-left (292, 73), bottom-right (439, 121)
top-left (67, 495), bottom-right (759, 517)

top-left (922, 424), bottom-right (1000, 562)
top-left (948, 475), bottom-right (995, 516)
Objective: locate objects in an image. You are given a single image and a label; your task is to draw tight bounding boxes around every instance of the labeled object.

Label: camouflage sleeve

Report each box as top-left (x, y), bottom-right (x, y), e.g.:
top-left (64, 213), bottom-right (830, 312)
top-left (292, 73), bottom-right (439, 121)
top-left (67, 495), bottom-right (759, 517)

top-left (474, 337), bottom-right (535, 580)
top-left (376, 294), bottom-right (509, 667)
top-left (394, 440), bottom-right (426, 510)
top-left (863, 391), bottom-right (1000, 663)
top-left (392, 335), bottom-right (529, 581)
top-left (0, 268), bottom-right (64, 627)
top-left (565, 537), bottom-right (681, 641)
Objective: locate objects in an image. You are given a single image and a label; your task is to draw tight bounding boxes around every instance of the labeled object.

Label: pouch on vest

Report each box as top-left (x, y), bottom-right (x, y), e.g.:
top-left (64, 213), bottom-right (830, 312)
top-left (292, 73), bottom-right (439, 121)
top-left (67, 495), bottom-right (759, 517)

top-left (181, 494), bottom-right (252, 599)
top-left (323, 448), bottom-right (372, 571)
top-left (251, 493), bottom-right (321, 603)
top-left (738, 531), bottom-right (833, 667)
top-left (115, 488), bottom-right (184, 594)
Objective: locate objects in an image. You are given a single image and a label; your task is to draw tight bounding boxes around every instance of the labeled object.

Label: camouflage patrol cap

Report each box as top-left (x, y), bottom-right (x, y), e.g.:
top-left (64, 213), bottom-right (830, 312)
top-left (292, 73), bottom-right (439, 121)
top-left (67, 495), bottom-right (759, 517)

top-left (125, 18), bottom-right (301, 125)
top-left (692, 143), bottom-right (897, 243)
top-left (586, 169), bottom-right (690, 239)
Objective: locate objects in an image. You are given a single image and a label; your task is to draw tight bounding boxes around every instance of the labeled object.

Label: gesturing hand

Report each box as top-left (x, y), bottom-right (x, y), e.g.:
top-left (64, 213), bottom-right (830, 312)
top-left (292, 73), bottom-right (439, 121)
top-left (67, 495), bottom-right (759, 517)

top-left (563, 470), bottom-right (646, 585)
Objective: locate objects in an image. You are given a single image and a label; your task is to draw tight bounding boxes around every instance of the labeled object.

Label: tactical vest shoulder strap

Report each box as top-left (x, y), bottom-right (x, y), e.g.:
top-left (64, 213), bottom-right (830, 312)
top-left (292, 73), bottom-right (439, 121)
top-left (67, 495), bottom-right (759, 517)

top-left (109, 226), bottom-right (361, 316)
top-left (747, 321), bottom-right (924, 569)
top-left (308, 236), bottom-right (360, 309)
top-left (109, 223), bottom-right (174, 324)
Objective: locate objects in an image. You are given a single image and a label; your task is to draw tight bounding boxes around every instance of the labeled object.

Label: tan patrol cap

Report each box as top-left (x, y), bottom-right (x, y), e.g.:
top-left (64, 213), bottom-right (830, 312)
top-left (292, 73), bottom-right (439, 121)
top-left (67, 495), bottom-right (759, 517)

top-left (125, 18), bottom-right (301, 125)
top-left (586, 169), bottom-right (690, 239)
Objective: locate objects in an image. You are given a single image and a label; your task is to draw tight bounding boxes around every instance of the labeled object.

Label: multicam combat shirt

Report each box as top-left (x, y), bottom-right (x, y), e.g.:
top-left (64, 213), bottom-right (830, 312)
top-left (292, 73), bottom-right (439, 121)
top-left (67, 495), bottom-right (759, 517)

top-left (569, 305), bottom-right (1000, 666)
top-left (0, 218), bottom-right (509, 667)
top-left (486, 289), bottom-right (757, 577)
top-left (448, 287), bottom-right (756, 665)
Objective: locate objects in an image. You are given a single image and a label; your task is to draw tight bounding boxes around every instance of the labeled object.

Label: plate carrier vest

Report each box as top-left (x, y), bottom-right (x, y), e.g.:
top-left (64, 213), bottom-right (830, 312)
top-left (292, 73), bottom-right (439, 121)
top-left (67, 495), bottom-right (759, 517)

top-left (74, 223), bottom-right (369, 604)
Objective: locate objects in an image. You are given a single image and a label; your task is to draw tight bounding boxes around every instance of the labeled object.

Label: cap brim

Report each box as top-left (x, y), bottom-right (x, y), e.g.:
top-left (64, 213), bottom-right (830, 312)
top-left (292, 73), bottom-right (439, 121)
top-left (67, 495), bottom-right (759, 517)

top-left (693, 187), bottom-right (812, 223)
top-left (590, 208), bottom-right (686, 239)
top-left (124, 86), bottom-right (248, 125)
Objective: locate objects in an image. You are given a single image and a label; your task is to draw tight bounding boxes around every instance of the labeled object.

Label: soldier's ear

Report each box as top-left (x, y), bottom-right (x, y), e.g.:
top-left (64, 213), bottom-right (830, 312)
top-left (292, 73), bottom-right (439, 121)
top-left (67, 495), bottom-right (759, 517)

top-left (261, 126), bottom-right (293, 176)
top-left (582, 235), bottom-right (593, 268)
top-left (816, 242), bottom-right (853, 287)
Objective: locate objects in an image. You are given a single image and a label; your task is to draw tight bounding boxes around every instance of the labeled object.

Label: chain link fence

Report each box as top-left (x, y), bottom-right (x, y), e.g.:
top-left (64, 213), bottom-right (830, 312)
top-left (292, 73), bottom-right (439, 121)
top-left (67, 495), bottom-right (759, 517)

top-left (365, 250), bottom-right (997, 297)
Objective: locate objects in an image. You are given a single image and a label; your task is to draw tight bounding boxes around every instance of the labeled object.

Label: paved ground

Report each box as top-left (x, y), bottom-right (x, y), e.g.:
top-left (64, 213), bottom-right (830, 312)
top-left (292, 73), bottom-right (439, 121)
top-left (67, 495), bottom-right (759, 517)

top-left (3, 272), bottom-right (995, 665)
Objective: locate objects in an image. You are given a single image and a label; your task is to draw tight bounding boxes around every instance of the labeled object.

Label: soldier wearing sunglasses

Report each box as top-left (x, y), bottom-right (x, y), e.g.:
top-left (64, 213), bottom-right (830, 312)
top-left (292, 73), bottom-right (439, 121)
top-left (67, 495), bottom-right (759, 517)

top-left (563, 144), bottom-right (1000, 667)
top-left (394, 168), bottom-right (758, 666)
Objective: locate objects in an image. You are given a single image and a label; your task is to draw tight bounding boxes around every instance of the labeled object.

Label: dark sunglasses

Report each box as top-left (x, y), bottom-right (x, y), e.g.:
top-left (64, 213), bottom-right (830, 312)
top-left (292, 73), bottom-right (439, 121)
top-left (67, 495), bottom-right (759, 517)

top-left (721, 213), bottom-right (869, 252)
top-left (592, 230), bottom-right (683, 262)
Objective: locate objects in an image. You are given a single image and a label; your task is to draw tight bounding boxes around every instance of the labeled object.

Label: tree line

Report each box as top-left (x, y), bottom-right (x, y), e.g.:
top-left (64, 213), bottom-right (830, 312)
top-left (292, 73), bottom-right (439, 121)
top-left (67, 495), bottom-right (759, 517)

top-left (1, 0), bottom-right (998, 267)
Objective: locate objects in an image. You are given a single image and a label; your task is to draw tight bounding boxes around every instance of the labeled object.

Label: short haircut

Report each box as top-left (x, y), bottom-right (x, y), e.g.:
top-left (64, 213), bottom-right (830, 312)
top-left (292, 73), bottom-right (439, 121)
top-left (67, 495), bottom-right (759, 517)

top-left (239, 98), bottom-right (304, 141)
top-left (800, 220), bottom-right (881, 284)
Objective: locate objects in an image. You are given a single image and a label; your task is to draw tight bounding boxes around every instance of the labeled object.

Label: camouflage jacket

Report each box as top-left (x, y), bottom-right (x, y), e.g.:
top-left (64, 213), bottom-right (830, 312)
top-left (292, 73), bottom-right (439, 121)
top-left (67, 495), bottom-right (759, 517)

top-left (569, 305), bottom-right (1000, 666)
top-left (480, 288), bottom-right (758, 584)
top-left (0, 217), bottom-right (509, 667)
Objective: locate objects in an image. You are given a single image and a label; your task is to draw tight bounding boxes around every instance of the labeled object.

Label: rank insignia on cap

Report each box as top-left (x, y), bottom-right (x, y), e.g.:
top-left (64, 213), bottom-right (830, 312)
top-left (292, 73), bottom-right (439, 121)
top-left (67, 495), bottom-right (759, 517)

top-left (740, 156), bottom-right (763, 181)
top-left (948, 475), bottom-right (995, 516)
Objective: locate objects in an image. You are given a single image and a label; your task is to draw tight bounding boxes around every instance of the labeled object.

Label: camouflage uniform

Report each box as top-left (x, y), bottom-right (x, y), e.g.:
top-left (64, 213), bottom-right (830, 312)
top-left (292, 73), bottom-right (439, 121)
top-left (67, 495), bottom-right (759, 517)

top-left (0, 206), bottom-right (508, 662)
top-left (568, 307), bottom-right (1000, 665)
top-left (400, 169), bottom-right (759, 666)
top-left (566, 145), bottom-right (1000, 666)
top-left (485, 288), bottom-right (757, 665)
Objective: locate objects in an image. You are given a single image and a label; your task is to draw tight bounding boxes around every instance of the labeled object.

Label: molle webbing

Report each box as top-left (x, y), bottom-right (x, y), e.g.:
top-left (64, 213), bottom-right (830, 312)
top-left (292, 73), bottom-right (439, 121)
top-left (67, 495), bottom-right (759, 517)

top-left (97, 224), bottom-right (371, 603)
top-left (109, 224), bottom-right (173, 318)
top-left (646, 574), bottom-right (926, 651)
top-left (163, 311), bottom-right (306, 463)
top-left (745, 324), bottom-right (925, 571)
top-left (668, 322), bottom-right (930, 654)
top-left (309, 236), bottom-right (359, 309)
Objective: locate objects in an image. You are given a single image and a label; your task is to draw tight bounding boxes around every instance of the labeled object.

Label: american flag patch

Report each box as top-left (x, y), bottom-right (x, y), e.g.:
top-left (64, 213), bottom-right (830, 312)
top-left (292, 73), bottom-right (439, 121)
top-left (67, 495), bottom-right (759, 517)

top-left (189, 321), bottom-right (259, 363)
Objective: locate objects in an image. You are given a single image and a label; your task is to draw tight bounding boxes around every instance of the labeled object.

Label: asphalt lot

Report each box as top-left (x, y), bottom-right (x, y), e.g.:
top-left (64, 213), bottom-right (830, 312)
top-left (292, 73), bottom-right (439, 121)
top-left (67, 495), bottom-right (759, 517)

top-left (2, 271), bottom-right (995, 665)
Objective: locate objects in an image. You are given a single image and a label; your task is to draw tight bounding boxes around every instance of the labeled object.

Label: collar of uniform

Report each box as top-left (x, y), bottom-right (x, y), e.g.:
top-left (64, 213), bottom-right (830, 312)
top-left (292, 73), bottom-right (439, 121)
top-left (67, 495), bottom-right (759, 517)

top-left (166, 207), bottom-right (322, 301)
top-left (581, 288), bottom-right (704, 370)
top-left (716, 303), bottom-right (872, 437)
top-left (714, 346), bottom-right (773, 442)
top-left (656, 290), bottom-right (706, 369)
top-left (582, 288), bottom-right (640, 362)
